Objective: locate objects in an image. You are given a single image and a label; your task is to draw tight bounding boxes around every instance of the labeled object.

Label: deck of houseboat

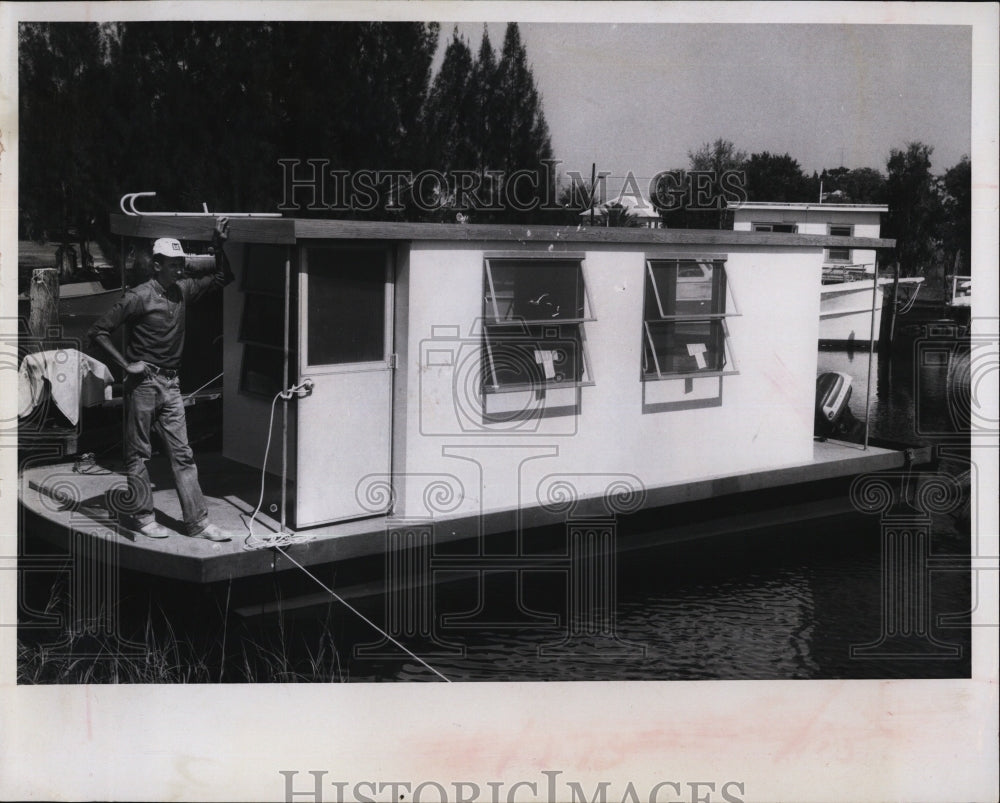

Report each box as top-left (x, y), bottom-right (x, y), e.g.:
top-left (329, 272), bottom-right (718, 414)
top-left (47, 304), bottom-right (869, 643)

top-left (19, 439), bottom-right (933, 585)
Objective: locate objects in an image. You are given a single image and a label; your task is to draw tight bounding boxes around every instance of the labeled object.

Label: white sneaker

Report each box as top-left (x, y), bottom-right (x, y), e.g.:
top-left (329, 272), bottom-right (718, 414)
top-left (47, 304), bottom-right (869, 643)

top-left (189, 523), bottom-right (231, 542)
top-left (136, 521), bottom-right (171, 539)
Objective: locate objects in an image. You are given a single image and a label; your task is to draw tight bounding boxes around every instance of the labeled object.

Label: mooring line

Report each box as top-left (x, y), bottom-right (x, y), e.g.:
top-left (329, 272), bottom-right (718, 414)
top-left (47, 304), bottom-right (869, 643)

top-left (273, 545), bottom-right (452, 683)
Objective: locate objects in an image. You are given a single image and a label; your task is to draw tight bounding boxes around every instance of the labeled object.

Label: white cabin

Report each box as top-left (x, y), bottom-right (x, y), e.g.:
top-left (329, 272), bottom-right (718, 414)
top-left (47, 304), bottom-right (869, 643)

top-left (108, 216), bottom-right (894, 532)
top-left (729, 202), bottom-right (887, 272)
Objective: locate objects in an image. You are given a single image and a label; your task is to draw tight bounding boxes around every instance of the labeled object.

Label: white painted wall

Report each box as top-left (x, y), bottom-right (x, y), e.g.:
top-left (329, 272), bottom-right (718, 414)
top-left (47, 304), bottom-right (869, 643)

top-left (392, 241), bottom-right (822, 521)
top-left (732, 206), bottom-right (883, 268)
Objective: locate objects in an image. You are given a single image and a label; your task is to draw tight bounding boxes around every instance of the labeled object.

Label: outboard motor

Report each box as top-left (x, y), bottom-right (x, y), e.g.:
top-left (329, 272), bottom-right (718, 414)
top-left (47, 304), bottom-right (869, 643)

top-left (815, 371), bottom-right (862, 439)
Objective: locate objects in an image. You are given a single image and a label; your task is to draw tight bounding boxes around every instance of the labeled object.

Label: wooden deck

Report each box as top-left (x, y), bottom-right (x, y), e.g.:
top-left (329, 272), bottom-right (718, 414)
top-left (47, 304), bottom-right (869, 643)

top-left (19, 440), bottom-right (932, 584)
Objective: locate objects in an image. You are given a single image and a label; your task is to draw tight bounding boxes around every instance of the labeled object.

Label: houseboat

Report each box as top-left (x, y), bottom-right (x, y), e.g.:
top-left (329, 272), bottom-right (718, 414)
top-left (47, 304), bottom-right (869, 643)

top-left (729, 201), bottom-right (923, 348)
top-left (18, 212), bottom-right (932, 586)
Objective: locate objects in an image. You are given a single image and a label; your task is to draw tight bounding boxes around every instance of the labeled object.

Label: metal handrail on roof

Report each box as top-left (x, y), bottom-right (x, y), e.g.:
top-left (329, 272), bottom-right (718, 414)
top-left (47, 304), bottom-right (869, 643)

top-left (119, 192), bottom-right (283, 218)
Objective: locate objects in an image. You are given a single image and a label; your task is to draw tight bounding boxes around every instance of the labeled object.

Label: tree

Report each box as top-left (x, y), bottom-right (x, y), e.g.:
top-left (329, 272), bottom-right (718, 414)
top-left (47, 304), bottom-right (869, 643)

top-left (742, 152), bottom-right (810, 202)
top-left (884, 142), bottom-right (942, 277)
top-left (19, 20), bottom-right (443, 238)
top-left (816, 166), bottom-right (886, 203)
top-left (490, 23), bottom-right (554, 221)
top-left (19, 23), bottom-right (115, 242)
top-left (688, 138), bottom-right (748, 175)
top-left (654, 138), bottom-right (747, 229)
top-left (837, 167), bottom-right (887, 204)
top-left (940, 156), bottom-right (971, 272)
top-left (470, 25), bottom-right (501, 175)
top-left (422, 29), bottom-right (477, 175)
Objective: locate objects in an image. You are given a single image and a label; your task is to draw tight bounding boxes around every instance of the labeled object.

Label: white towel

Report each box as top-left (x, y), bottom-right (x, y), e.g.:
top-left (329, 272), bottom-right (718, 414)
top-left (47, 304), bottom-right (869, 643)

top-left (18, 349), bottom-right (114, 426)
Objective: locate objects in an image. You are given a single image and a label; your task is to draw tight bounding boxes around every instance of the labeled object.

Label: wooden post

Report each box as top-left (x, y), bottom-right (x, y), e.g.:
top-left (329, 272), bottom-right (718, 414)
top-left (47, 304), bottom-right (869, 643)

top-left (863, 273), bottom-right (879, 451)
top-left (28, 267), bottom-right (60, 339)
top-left (880, 262), bottom-right (901, 356)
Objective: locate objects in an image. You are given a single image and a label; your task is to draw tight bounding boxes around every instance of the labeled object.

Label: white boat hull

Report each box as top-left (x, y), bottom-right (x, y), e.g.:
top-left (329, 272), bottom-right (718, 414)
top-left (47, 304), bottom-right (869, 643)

top-left (819, 277), bottom-right (892, 346)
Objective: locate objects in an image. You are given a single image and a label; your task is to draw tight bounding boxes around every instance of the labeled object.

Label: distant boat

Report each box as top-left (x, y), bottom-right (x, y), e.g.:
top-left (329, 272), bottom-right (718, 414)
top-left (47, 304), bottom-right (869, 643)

top-left (55, 278), bottom-right (123, 319)
top-left (946, 273), bottom-right (972, 309)
top-left (819, 266), bottom-right (923, 348)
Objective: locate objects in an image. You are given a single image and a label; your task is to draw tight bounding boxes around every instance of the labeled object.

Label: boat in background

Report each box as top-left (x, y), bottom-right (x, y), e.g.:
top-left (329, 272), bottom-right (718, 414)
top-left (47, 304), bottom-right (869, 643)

top-left (945, 273), bottom-right (971, 327)
top-left (17, 240), bottom-right (124, 333)
top-left (819, 265), bottom-right (924, 349)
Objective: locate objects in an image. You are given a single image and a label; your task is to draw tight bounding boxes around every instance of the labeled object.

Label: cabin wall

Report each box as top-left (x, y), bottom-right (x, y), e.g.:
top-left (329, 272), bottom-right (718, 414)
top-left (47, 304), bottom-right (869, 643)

top-left (733, 208), bottom-right (882, 268)
top-left (390, 241), bottom-right (821, 521)
top-left (221, 246), bottom-right (297, 478)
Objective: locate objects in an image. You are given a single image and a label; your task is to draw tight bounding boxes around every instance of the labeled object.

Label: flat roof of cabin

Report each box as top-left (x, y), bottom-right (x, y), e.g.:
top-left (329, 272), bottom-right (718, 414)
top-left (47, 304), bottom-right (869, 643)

top-left (110, 214), bottom-right (895, 250)
top-left (729, 201), bottom-right (889, 213)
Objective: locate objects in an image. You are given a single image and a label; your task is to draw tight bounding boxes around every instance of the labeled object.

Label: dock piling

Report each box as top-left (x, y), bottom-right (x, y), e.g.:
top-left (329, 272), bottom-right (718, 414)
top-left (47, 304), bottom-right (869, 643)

top-left (28, 267), bottom-right (60, 339)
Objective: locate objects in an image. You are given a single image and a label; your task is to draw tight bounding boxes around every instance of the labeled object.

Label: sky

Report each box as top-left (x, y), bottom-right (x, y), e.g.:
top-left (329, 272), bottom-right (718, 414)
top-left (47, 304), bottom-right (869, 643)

top-left (435, 23), bottom-right (972, 196)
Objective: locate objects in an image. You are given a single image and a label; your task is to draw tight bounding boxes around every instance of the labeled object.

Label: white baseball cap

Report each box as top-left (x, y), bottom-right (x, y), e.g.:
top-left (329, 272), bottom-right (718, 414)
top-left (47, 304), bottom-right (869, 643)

top-left (152, 238), bottom-right (187, 259)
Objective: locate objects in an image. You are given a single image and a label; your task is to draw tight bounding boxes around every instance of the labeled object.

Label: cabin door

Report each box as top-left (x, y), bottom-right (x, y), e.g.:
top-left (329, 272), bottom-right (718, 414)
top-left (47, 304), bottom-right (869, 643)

top-left (295, 245), bottom-right (394, 527)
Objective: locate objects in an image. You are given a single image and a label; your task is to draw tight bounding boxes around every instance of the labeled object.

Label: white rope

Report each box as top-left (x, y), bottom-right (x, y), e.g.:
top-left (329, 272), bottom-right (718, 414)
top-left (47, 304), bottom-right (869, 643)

top-left (239, 382), bottom-right (451, 681)
top-left (274, 545), bottom-right (452, 682)
top-left (895, 283), bottom-right (923, 315)
top-left (243, 383), bottom-right (315, 550)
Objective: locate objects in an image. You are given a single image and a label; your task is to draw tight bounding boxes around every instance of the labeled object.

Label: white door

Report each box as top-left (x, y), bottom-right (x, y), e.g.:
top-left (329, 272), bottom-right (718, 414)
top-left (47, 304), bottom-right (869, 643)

top-left (296, 245), bottom-right (393, 527)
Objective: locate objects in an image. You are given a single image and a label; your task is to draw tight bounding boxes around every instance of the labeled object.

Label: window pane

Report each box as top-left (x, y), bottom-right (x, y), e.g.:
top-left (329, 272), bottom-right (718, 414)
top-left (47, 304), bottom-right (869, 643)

top-left (306, 248), bottom-right (386, 365)
top-left (486, 259), bottom-right (585, 322)
top-left (647, 260), bottom-right (725, 317)
top-left (644, 320), bottom-right (725, 375)
top-left (241, 344), bottom-right (296, 397)
top-left (243, 244), bottom-right (292, 296)
top-left (829, 225), bottom-right (852, 237)
top-left (827, 247), bottom-right (851, 262)
top-left (240, 293), bottom-right (291, 348)
top-left (484, 323), bottom-right (583, 389)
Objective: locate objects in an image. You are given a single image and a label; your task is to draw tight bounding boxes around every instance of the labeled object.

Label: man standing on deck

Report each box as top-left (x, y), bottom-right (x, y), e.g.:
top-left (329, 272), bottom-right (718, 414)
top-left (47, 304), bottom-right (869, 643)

top-left (89, 218), bottom-right (233, 540)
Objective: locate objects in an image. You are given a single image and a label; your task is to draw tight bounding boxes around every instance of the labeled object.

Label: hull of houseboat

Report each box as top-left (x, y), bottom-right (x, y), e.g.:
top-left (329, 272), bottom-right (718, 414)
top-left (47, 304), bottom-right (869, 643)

top-left (18, 438), bottom-right (934, 586)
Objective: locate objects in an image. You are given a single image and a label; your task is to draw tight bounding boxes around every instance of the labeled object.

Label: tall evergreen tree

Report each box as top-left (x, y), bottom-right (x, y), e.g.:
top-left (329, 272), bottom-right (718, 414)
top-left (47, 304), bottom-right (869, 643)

top-left (491, 23), bottom-right (554, 221)
top-left (470, 25), bottom-right (500, 175)
top-left (423, 29), bottom-right (476, 175)
top-left (19, 21), bottom-right (441, 235)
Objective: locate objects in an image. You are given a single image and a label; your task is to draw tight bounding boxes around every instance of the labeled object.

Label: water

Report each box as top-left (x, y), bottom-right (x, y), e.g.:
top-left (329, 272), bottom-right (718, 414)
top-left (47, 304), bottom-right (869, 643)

top-left (317, 344), bottom-right (972, 681)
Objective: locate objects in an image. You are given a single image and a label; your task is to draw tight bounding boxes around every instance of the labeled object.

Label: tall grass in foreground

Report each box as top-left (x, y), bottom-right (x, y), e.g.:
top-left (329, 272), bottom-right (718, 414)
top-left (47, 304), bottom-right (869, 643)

top-left (17, 581), bottom-right (347, 683)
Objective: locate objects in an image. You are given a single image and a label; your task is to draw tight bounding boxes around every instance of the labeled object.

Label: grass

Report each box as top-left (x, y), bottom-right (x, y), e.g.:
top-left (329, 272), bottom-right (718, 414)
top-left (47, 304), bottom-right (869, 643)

top-left (17, 578), bottom-right (348, 684)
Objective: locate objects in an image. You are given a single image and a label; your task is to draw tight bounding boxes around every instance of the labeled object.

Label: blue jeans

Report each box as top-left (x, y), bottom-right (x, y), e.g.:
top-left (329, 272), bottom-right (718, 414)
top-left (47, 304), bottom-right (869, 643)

top-left (122, 372), bottom-right (209, 534)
